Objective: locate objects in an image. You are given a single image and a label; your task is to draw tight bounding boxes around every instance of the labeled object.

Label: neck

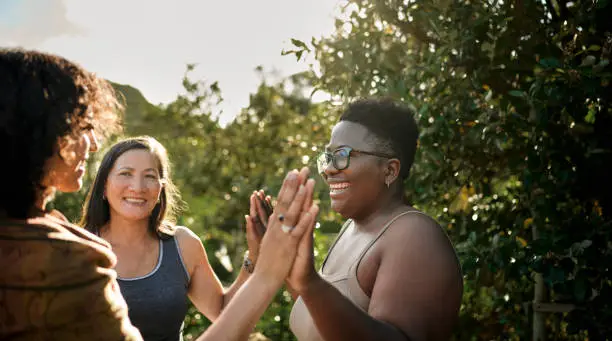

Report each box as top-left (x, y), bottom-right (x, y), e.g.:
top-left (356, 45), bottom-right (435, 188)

top-left (34, 187), bottom-right (55, 215)
top-left (102, 213), bottom-right (153, 247)
top-left (351, 190), bottom-right (407, 228)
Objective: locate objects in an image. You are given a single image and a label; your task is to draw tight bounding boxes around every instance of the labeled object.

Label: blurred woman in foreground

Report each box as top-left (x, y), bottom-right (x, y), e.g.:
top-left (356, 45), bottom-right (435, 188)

top-left (0, 48), bottom-right (141, 340)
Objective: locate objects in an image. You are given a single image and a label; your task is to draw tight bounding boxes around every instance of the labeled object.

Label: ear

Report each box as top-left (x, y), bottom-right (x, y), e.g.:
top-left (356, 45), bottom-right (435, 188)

top-left (384, 158), bottom-right (401, 186)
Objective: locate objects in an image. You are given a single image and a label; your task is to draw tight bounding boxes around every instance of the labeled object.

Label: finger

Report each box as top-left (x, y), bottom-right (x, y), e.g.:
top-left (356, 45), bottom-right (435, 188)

top-left (249, 193), bottom-right (258, 218)
top-left (258, 190), bottom-right (274, 216)
top-left (301, 179), bottom-right (315, 214)
top-left (276, 169), bottom-right (296, 201)
top-left (276, 170), bottom-right (300, 212)
top-left (297, 167), bottom-right (310, 186)
top-left (245, 215), bottom-right (257, 242)
top-left (250, 194), bottom-right (266, 236)
top-left (289, 204), bottom-right (319, 239)
top-left (297, 206), bottom-right (316, 254)
top-left (282, 183), bottom-right (309, 227)
top-left (255, 196), bottom-right (269, 229)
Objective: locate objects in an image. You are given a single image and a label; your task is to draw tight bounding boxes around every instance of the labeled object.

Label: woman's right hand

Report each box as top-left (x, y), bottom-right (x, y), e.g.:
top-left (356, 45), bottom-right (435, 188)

top-left (246, 168), bottom-right (318, 287)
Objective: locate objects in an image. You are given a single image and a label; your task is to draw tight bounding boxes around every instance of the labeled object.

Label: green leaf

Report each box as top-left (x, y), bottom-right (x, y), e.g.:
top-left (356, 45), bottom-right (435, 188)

top-left (508, 90), bottom-right (526, 98)
top-left (418, 104), bottom-right (429, 116)
top-left (290, 38), bottom-right (309, 51)
top-left (539, 58), bottom-right (561, 69)
top-left (585, 107), bottom-right (596, 124)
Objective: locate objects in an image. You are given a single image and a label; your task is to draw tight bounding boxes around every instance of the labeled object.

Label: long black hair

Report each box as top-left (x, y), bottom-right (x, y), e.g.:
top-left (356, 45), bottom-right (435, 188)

top-left (80, 136), bottom-right (182, 238)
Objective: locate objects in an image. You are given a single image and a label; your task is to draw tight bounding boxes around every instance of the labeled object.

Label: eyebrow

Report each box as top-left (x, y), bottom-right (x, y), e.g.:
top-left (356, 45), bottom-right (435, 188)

top-left (325, 144), bottom-right (349, 152)
top-left (116, 166), bottom-right (158, 173)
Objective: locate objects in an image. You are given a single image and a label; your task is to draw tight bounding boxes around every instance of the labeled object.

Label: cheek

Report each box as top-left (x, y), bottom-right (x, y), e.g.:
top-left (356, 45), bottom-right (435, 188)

top-left (105, 180), bottom-right (125, 198)
top-left (151, 187), bottom-right (162, 200)
top-left (347, 164), bottom-right (383, 195)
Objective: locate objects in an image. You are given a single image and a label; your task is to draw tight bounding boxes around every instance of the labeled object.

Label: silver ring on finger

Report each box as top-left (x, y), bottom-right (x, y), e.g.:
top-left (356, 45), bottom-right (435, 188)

top-left (281, 224), bottom-right (295, 234)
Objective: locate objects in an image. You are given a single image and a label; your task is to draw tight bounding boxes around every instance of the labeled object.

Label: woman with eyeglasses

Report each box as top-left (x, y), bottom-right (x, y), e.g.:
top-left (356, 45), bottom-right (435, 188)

top-left (251, 98), bottom-right (463, 341)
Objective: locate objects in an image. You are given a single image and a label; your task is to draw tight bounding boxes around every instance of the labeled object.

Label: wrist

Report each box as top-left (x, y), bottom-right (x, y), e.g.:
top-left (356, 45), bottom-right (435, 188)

top-left (243, 251), bottom-right (256, 274)
top-left (251, 270), bottom-right (284, 294)
top-left (296, 273), bottom-right (324, 297)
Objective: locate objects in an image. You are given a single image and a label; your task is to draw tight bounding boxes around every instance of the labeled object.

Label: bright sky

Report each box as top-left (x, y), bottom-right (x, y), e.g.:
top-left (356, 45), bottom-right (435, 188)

top-left (0, 0), bottom-right (340, 125)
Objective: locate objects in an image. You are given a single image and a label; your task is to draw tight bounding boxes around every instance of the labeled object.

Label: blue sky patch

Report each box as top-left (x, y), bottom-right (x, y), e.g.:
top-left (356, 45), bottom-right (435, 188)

top-left (0, 0), bottom-right (23, 27)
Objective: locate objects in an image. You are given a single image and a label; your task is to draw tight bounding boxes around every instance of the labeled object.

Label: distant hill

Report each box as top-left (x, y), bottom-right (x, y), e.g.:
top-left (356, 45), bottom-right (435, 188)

top-left (110, 82), bottom-right (159, 132)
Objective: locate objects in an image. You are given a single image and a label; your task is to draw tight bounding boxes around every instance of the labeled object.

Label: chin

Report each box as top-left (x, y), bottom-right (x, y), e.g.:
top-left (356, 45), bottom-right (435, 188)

top-left (57, 179), bottom-right (83, 193)
top-left (116, 209), bottom-right (154, 222)
top-left (330, 200), bottom-right (352, 219)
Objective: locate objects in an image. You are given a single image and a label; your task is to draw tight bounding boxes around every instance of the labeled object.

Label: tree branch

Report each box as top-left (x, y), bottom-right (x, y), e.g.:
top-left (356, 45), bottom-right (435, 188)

top-left (373, 0), bottom-right (440, 45)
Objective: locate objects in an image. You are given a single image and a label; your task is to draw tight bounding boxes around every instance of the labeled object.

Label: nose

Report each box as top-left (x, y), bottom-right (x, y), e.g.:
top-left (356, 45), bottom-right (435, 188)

top-left (128, 175), bottom-right (147, 191)
top-left (322, 160), bottom-right (338, 178)
top-left (87, 130), bottom-right (100, 152)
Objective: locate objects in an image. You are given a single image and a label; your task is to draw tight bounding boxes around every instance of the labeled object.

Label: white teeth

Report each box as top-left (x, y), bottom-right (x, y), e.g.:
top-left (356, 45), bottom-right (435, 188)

top-left (124, 198), bottom-right (146, 203)
top-left (329, 183), bottom-right (350, 190)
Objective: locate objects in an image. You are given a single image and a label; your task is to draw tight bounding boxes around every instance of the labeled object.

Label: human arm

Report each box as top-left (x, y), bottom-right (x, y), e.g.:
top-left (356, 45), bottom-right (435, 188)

top-left (195, 168), bottom-right (319, 341)
top-left (288, 214), bottom-right (463, 341)
top-left (179, 170), bottom-right (308, 321)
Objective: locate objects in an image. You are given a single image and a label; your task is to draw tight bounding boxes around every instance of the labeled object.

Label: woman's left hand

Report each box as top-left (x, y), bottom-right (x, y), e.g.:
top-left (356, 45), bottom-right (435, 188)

top-left (246, 191), bottom-right (273, 263)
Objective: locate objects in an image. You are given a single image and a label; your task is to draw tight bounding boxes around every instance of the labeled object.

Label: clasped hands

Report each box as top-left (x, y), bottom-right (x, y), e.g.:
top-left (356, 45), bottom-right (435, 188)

top-left (244, 167), bottom-right (320, 294)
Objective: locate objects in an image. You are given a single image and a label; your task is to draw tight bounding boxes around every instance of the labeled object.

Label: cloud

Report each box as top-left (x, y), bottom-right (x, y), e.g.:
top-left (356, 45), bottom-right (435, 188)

top-left (0, 0), bottom-right (84, 46)
top-left (1, 0), bottom-right (339, 125)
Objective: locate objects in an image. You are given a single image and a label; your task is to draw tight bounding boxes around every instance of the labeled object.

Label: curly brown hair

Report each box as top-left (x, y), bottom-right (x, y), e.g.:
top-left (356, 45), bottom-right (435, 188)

top-left (0, 48), bottom-right (123, 218)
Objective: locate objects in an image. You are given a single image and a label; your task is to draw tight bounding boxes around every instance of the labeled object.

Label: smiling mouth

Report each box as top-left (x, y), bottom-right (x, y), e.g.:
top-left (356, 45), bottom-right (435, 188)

top-left (329, 182), bottom-right (350, 195)
top-left (124, 198), bottom-right (147, 204)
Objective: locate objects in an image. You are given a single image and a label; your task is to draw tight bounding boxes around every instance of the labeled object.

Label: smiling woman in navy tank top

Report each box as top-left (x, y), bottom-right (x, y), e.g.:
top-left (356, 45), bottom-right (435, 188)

top-left (80, 136), bottom-right (264, 341)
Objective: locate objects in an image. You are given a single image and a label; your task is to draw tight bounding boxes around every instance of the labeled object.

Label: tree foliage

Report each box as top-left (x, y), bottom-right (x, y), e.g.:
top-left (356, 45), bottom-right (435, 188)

top-left (285, 0), bottom-right (611, 339)
top-left (51, 0), bottom-right (611, 339)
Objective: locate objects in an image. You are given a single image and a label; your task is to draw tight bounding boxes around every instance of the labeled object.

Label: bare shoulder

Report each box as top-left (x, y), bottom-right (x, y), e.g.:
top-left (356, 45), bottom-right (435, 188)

top-left (173, 225), bottom-right (200, 241)
top-left (173, 225), bottom-right (205, 252)
top-left (172, 226), bottom-right (206, 273)
top-left (369, 211), bottom-right (463, 339)
top-left (380, 211), bottom-right (459, 269)
top-left (385, 211), bottom-right (447, 240)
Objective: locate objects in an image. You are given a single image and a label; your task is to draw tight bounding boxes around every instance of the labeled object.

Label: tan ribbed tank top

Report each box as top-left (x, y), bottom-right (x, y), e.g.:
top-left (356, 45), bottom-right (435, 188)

top-left (289, 211), bottom-right (424, 340)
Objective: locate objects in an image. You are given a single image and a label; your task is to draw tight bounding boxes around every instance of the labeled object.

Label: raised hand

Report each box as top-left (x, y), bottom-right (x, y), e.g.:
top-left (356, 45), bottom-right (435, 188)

top-left (246, 168), bottom-right (318, 285)
top-left (245, 192), bottom-right (270, 263)
top-left (285, 186), bottom-right (318, 295)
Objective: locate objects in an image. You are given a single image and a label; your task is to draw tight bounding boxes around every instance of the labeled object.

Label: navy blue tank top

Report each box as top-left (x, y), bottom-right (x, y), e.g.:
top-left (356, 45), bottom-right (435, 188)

top-left (117, 236), bottom-right (190, 341)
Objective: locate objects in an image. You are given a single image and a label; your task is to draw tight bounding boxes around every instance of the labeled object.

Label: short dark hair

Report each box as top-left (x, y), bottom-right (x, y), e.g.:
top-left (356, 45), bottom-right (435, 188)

top-left (0, 48), bottom-right (122, 218)
top-left (339, 98), bottom-right (419, 180)
top-left (80, 136), bottom-right (182, 239)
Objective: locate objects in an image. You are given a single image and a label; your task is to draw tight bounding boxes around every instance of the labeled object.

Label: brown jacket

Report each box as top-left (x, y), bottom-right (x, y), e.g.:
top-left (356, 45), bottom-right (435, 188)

top-left (0, 213), bottom-right (142, 340)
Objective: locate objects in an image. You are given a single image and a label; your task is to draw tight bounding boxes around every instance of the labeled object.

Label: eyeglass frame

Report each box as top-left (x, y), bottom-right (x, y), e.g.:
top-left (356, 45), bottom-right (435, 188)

top-left (316, 146), bottom-right (396, 174)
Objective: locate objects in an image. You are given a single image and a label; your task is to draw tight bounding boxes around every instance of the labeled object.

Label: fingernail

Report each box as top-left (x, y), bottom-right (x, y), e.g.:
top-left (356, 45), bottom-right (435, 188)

top-left (287, 172), bottom-right (297, 180)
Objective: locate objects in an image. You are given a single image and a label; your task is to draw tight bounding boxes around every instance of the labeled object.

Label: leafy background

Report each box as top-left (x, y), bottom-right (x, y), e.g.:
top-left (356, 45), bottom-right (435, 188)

top-left (51, 0), bottom-right (611, 339)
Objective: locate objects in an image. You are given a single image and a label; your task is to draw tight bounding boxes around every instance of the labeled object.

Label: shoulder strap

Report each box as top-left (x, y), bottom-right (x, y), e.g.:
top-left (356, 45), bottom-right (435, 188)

top-left (170, 235), bottom-right (191, 283)
top-left (353, 210), bottom-right (428, 271)
top-left (320, 219), bottom-right (353, 272)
